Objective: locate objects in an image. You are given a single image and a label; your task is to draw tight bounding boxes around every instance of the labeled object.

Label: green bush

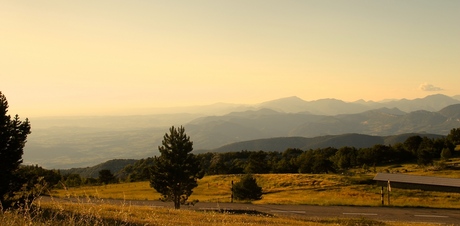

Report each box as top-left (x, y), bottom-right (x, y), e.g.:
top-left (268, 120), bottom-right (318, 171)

top-left (232, 174), bottom-right (262, 201)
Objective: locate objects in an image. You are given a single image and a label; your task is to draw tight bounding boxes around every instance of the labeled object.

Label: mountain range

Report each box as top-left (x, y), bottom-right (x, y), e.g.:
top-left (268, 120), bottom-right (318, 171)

top-left (23, 94), bottom-right (460, 169)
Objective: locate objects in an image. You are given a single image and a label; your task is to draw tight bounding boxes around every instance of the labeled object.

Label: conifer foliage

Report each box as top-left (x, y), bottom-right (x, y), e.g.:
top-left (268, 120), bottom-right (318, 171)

top-left (233, 174), bottom-right (263, 201)
top-left (150, 126), bottom-right (202, 209)
top-left (0, 91), bottom-right (31, 207)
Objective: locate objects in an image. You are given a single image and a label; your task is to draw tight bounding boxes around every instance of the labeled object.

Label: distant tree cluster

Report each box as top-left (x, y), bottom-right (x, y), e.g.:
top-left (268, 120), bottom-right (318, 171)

top-left (198, 133), bottom-right (456, 175)
top-left (119, 157), bottom-right (155, 182)
top-left (119, 128), bottom-right (460, 180)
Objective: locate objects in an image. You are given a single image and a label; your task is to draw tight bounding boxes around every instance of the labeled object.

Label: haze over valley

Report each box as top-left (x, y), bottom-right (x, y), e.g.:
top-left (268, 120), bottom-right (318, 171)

top-left (24, 94), bottom-right (460, 169)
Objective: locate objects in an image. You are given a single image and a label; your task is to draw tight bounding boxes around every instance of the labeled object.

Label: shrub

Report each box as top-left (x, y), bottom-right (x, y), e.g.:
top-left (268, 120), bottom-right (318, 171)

top-left (233, 174), bottom-right (262, 201)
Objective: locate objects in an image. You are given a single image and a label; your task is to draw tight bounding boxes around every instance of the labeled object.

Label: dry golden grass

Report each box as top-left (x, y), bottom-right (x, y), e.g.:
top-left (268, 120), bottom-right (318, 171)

top-left (53, 181), bottom-right (162, 201)
top-left (1, 196), bottom-right (441, 226)
top-left (50, 158), bottom-right (460, 211)
top-left (53, 170), bottom-right (460, 209)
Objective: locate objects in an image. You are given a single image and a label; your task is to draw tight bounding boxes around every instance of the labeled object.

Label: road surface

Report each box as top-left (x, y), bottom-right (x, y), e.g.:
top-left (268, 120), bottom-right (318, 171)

top-left (39, 196), bottom-right (460, 225)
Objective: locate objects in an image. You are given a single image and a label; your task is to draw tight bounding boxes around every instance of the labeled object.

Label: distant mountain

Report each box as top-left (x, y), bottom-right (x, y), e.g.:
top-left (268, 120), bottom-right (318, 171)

top-left (373, 94), bottom-right (460, 113)
top-left (24, 94), bottom-right (460, 169)
top-left (257, 96), bottom-right (370, 115)
top-left (208, 133), bottom-right (444, 153)
top-left (189, 104), bottom-right (460, 150)
top-left (60, 159), bottom-right (137, 178)
top-left (439, 104), bottom-right (460, 119)
top-left (255, 94), bottom-right (459, 115)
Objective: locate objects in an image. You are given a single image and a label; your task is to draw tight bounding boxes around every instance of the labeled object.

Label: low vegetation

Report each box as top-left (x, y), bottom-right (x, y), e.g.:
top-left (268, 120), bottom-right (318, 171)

top-left (52, 161), bottom-right (460, 209)
top-left (1, 195), bottom-right (440, 226)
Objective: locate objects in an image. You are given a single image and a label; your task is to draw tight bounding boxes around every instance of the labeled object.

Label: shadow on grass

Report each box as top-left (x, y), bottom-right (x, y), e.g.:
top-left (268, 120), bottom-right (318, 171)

top-left (199, 208), bottom-right (273, 216)
top-left (313, 217), bottom-right (386, 226)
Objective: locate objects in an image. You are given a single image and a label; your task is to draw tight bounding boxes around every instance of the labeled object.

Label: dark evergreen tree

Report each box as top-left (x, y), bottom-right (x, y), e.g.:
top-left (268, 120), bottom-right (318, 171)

top-left (244, 151), bottom-right (269, 174)
top-left (311, 153), bottom-right (335, 173)
top-left (150, 126), bottom-right (202, 209)
top-left (0, 91), bottom-right (31, 207)
top-left (447, 128), bottom-right (460, 146)
top-left (404, 135), bottom-right (423, 156)
top-left (98, 169), bottom-right (116, 184)
top-left (331, 146), bottom-right (357, 170)
top-left (233, 174), bottom-right (262, 201)
top-left (417, 148), bottom-right (435, 166)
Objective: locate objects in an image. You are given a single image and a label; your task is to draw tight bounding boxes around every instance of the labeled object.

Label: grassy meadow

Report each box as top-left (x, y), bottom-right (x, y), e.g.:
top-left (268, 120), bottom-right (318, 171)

top-left (4, 160), bottom-right (460, 225)
top-left (3, 197), bottom-right (437, 226)
top-left (52, 161), bottom-right (460, 209)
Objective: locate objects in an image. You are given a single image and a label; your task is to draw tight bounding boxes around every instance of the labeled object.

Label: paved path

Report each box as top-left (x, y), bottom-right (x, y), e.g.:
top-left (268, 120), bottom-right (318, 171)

top-left (39, 196), bottom-right (460, 225)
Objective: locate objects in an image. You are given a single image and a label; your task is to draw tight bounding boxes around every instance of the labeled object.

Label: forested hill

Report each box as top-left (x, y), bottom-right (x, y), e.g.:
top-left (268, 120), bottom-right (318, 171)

top-left (205, 133), bottom-right (445, 153)
top-left (60, 159), bottom-right (137, 178)
top-left (61, 133), bottom-right (444, 178)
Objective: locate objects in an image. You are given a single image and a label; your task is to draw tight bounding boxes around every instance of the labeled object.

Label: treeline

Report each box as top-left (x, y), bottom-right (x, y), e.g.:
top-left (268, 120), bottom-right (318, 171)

top-left (16, 166), bottom-right (119, 191)
top-left (21, 128), bottom-right (460, 188)
top-left (121, 128), bottom-right (460, 182)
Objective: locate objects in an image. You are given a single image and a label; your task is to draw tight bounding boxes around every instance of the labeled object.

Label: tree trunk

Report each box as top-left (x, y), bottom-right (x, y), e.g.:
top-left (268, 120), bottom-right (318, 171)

top-left (174, 195), bottom-right (180, 209)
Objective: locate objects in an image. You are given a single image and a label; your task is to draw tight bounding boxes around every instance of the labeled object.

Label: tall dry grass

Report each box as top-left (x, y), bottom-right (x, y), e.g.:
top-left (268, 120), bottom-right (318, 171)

top-left (0, 195), bottom-right (439, 226)
top-left (52, 170), bottom-right (460, 209)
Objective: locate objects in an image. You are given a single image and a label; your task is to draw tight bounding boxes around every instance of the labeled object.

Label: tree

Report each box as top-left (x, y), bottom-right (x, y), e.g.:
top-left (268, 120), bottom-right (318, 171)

top-left (233, 174), bottom-right (262, 201)
top-left (404, 135), bottom-right (423, 156)
top-left (63, 174), bottom-right (82, 187)
top-left (150, 126), bottom-right (202, 209)
top-left (98, 169), bottom-right (116, 184)
top-left (441, 148), bottom-right (452, 160)
top-left (447, 128), bottom-right (460, 146)
top-left (0, 91), bottom-right (31, 207)
top-left (244, 151), bottom-right (269, 174)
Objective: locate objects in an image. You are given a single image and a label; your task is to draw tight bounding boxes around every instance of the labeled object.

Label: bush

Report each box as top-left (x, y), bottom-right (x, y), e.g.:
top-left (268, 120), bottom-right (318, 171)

top-left (232, 174), bottom-right (262, 201)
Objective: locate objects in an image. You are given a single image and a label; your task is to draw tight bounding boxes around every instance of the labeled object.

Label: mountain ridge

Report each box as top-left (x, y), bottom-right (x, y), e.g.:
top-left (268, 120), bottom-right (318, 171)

top-left (205, 133), bottom-right (445, 153)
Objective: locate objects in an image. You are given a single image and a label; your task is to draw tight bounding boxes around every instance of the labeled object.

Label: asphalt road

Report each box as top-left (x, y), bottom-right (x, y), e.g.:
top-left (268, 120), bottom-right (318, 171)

top-left (40, 196), bottom-right (460, 225)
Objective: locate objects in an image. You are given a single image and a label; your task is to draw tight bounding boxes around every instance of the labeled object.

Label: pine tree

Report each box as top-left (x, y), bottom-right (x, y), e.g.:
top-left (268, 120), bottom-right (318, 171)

top-left (98, 169), bottom-right (116, 184)
top-left (150, 126), bottom-right (202, 209)
top-left (0, 91), bottom-right (31, 207)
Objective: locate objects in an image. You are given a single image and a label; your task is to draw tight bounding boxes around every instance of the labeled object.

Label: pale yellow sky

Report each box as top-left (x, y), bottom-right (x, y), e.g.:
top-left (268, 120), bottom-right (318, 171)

top-left (1, 1), bottom-right (459, 117)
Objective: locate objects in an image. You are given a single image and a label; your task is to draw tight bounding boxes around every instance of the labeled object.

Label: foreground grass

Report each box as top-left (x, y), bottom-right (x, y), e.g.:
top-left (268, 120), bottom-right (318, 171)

top-left (0, 197), bottom-right (439, 226)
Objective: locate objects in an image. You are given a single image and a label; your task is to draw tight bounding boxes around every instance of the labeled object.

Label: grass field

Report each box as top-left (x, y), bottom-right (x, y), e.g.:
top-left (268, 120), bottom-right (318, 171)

top-left (52, 163), bottom-right (460, 209)
top-left (5, 161), bottom-right (460, 225)
top-left (1, 196), bottom-right (440, 226)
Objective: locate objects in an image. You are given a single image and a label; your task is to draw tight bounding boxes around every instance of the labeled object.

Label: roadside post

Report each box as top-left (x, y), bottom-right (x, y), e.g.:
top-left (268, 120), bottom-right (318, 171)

top-left (231, 180), bottom-right (234, 203)
top-left (381, 186), bottom-right (384, 205)
top-left (387, 180), bottom-right (391, 205)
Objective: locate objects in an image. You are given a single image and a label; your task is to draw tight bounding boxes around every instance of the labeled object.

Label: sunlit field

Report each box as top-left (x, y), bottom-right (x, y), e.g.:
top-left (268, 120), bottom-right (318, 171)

top-left (52, 162), bottom-right (460, 209)
top-left (5, 161), bottom-right (460, 225)
top-left (1, 196), bottom-right (440, 226)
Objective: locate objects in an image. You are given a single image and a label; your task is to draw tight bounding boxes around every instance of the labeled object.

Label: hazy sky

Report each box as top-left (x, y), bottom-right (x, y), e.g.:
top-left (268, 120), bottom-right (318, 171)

top-left (1, 1), bottom-right (459, 117)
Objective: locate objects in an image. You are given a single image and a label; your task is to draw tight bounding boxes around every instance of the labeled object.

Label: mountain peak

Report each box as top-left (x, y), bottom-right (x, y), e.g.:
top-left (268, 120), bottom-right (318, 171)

top-left (260, 96), bottom-right (305, 104)
top-left (257, 96), bottom-right (307, 113)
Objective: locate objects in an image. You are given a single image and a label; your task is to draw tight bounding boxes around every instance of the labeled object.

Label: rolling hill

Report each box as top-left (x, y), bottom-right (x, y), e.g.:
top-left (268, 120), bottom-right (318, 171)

top-left (60, 159), bottom-right (137, 178)
top-left (207, 133), bottom-right (444, 153)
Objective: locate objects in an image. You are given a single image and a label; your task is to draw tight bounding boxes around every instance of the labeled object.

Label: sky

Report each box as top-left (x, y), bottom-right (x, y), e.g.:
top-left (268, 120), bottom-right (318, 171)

top-left (1, 1), bottom-right (459, 117)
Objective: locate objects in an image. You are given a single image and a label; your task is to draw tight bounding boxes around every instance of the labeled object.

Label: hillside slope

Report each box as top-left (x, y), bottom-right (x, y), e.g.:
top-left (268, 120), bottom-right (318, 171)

top-left (208, 133), bottom-right (444, 153)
